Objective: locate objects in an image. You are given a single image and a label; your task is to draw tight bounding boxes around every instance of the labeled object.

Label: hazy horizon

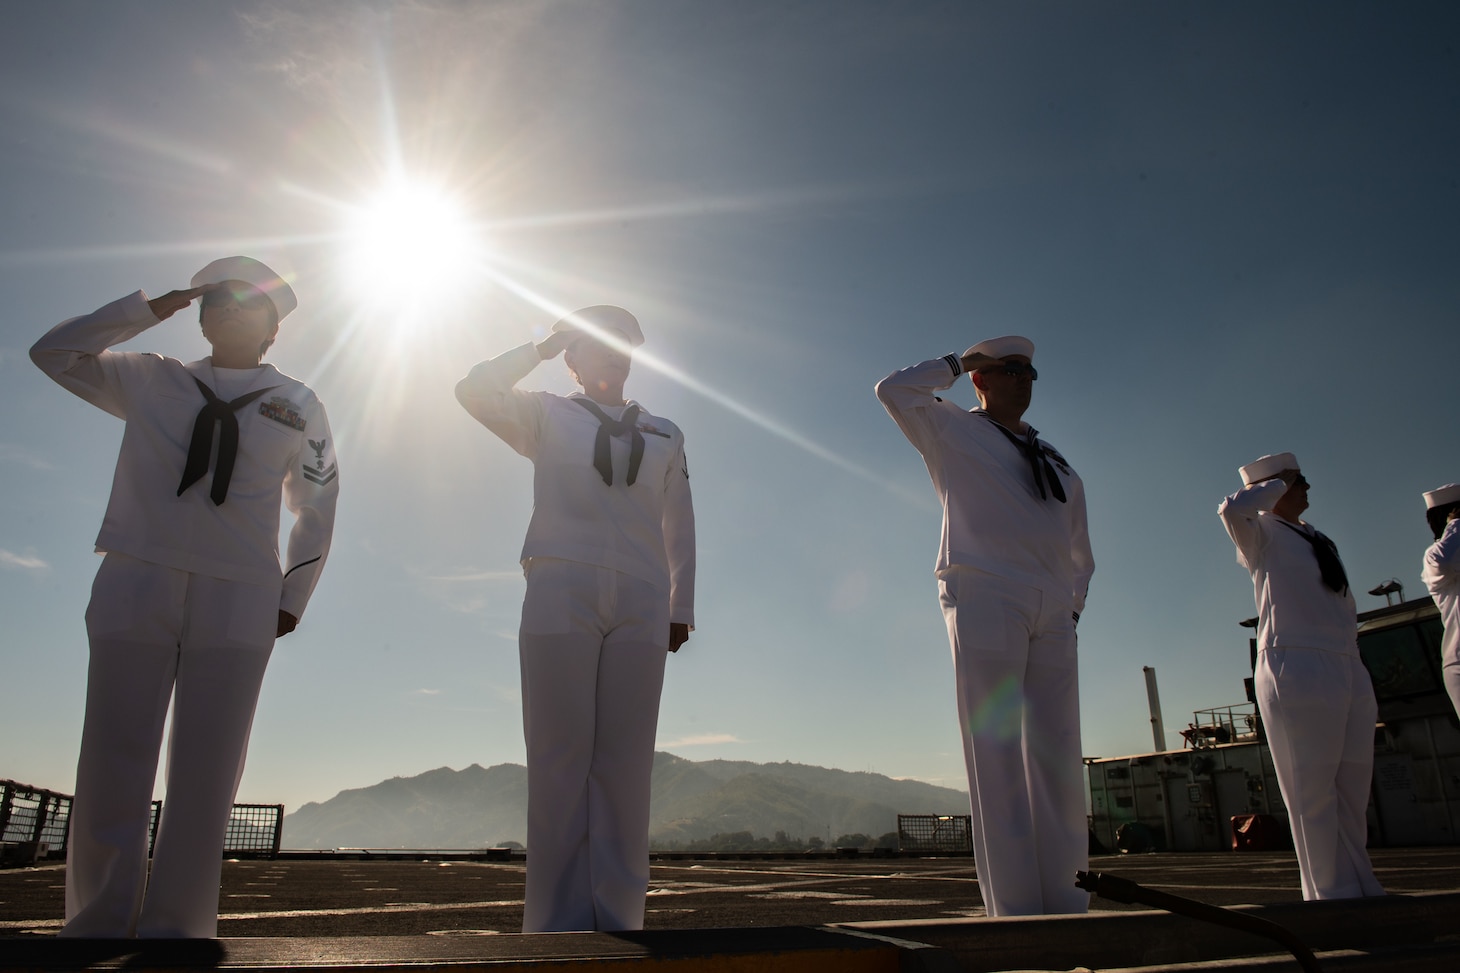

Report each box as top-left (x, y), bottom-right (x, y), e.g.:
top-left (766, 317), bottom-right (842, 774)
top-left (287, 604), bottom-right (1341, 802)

top-left (3, 1), bottom-right (1457, 813)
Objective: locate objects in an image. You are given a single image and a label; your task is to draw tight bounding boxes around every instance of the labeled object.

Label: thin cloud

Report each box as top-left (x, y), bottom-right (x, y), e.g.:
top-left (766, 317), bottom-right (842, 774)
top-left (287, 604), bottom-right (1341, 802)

top-left (658, 732), bottom-right (744, 748)
top-left (0, 549), bottom-right (50, 572)
top-left (0, 445), bottom-right (55, 471)
top-left (412, 688), bottom-right (442, 697)
top-left (407, 565), bottom-right (524, 614)
top-left (423, 569), bottom-right (523, 583)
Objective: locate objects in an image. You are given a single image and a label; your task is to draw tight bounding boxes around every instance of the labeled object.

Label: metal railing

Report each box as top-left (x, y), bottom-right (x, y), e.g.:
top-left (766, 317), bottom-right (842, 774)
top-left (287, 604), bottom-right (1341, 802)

top-left (0, 780), bottom-right (71, 863)
top-left (1, 779), bottom-right (283, 865)
top-left (896, 813), bottom-right (973, 853)
top-left (1181, 703), bottom-right (1260, 749)
top-left (224, 803), bottom-right (285, 857)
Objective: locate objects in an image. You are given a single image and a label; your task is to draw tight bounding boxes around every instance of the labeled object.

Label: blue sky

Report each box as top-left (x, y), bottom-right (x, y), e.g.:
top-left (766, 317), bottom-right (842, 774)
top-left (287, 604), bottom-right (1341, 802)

top-left (2, 1), bottom-right (1457, 816)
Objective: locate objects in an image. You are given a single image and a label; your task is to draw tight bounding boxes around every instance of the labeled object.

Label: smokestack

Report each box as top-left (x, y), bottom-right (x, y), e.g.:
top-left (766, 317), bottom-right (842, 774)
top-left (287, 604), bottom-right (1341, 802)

top-left (1143, 666), bottom-right (1167, 752)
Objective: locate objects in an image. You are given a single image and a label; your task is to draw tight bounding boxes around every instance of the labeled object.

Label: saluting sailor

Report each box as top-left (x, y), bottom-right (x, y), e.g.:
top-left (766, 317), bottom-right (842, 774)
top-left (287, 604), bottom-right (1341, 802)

top-left (31, 256), bottom-right (339, 937)
top-left (455, 305), bottom-right (695, 933)
top-left (876, 337), bottom-right (1094, 917)
top-left (1218, 453), bottom-right (1382, 900)
top-left (1421, 483), bottom-right (1460, 719)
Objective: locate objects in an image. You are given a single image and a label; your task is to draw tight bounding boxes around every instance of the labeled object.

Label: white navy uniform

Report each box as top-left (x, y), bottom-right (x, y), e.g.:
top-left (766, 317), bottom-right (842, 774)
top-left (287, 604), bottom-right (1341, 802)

top-left (32, 290), bottom-right (338, 937)
top-left (1218, 477), bottom-right (1381, 900)
top-left (876, 354), bottom-right (1093, 917)
top-left (1423, 518), bottom-right (1460, 718)
top-left (456, 341), bottom-right (694, 932)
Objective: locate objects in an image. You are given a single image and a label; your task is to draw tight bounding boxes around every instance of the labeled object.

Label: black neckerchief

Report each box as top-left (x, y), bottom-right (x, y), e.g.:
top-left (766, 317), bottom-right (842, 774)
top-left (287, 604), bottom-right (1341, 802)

top-left (573, 398), bottom-right (644, 486)
top-left (974, 410), bottom-right (1067, 503)
top-left (1277, 520), bottom-right (1350, 595)
top-left (177, 377), bottom-right (279, 505)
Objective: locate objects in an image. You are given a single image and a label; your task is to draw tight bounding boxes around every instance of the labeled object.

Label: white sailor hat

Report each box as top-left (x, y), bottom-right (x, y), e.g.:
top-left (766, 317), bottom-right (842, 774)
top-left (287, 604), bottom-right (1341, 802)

top-left (191, 256), bottom-right (298, 322)
top-left (1424, 483), bottom-right (1460, 510)
top-left (963, 335), bottom-right (1034, 361)
top-left (1240, 452), bottom-right (1300, 486)
top-left (552, 305), bottom-right (644, 347)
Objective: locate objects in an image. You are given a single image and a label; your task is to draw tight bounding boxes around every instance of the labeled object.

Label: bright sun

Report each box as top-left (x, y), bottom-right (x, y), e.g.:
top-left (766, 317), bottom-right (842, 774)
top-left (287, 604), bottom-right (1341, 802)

top-left (342, 180), bottom-right (482, 312)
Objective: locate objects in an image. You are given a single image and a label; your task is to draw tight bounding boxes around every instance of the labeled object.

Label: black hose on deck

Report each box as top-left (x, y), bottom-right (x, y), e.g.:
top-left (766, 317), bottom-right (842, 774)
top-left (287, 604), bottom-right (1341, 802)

top-left (1075, 869), bottom-right (1323, 973)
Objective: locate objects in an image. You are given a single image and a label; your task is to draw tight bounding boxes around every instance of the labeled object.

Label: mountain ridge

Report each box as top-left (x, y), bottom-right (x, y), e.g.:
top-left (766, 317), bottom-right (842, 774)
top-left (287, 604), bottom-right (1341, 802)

top-left (282, 752), bottom-right (969, 849)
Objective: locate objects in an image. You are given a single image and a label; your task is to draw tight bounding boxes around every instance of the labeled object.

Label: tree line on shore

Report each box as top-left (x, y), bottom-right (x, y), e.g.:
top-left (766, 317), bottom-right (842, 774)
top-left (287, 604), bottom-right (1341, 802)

top-left (652, 829), bottom-right (901, 852)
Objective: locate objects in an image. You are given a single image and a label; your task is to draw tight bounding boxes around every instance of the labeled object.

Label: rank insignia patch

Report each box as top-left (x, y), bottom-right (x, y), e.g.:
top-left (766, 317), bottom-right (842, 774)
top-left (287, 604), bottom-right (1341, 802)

top-left (303, 438), bottom-right (337, 486)
top-left (1043, 445), bottom-right (1073, 477)
top-left (260, 396), bottom-right (307, 431)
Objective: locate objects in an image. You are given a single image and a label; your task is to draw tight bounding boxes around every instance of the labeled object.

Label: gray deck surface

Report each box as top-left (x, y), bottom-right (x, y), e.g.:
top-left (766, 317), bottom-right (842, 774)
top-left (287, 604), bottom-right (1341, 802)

top-left (3, 846), bottom-right (1459, 937)
top-left (4, 849), bottom-right (1460, 972)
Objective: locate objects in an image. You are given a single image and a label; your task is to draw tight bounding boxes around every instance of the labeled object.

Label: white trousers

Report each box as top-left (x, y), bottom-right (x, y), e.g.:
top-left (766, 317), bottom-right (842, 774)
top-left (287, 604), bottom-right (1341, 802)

top-left (1255, 646), bottom-right (1383, 900)
top-left (1444, 636), bottom-right (1460, 726)
top-left (61, 553), bottom-right (278, 938)
top-left (938, 567), bottom-right (1088, 917)
top-left (518, 558), bottom-right (669, 933)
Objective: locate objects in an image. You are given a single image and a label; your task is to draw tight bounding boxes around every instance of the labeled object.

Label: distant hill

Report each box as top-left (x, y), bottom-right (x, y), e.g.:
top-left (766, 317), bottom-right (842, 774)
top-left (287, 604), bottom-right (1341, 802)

top-left (281, 752), bottom-right (968, 849)
top-left (281, 763), bottom-right (529, 849)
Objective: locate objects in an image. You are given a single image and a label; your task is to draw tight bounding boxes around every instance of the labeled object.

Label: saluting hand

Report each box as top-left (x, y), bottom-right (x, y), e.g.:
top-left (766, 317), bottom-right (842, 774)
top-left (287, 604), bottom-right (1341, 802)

top-left (147, 284), bottom-right (213, 322)
top-left (535, 329), bottom-right (579, 360)
top-left (668, 622), bottom-right (690, 653)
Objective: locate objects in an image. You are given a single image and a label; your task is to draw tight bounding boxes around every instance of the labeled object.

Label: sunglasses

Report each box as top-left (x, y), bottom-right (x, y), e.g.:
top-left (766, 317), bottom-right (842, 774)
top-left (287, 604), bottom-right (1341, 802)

top-left (981, 361), bottom-right (1038, 381)
top-left (201, 284), bottom-right (273, 313)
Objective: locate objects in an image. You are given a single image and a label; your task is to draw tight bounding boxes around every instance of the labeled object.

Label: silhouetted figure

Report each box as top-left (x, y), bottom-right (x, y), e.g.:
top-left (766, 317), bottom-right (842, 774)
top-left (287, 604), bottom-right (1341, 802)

top-left (455, 306), bottom-right (695, 932)
top-left (32, 256), bottom-right (339, 937)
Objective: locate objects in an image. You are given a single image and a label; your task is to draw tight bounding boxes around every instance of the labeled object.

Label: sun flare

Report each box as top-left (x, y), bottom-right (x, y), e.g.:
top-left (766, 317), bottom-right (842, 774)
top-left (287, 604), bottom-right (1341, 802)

top-left (341, 180), bottom-right (482, 312)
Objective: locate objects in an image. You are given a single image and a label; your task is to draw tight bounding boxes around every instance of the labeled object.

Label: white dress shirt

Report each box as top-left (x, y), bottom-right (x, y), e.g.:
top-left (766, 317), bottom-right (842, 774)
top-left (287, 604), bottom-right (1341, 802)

top-left (1423, 519), bottom-right (1460, 666)
top-left (457, 342), bottom-right (695, 626)
top-left (1218, 478), bottom-right (1357, 655)
top-left (31, 291), bottom-right (338, 617)
top-left (876, 355), bottom-right (1093, 614)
